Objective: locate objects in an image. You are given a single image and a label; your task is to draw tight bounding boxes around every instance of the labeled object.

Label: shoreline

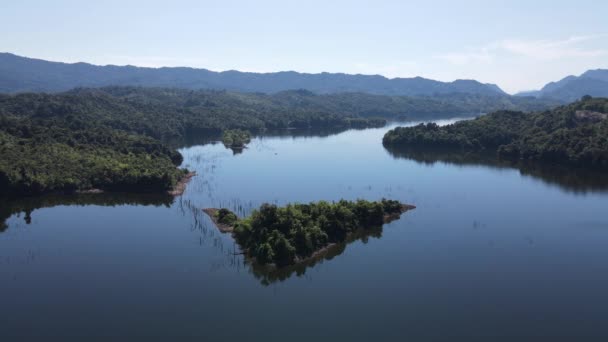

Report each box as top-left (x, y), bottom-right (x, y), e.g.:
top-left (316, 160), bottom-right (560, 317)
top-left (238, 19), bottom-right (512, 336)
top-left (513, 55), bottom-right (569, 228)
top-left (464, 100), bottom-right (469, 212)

top-left (202, 208), bottom-right (235, 233)
top-left (168, 171), bottom-right (197, 196)
top-left (71, 171), bottom-right (197, 197)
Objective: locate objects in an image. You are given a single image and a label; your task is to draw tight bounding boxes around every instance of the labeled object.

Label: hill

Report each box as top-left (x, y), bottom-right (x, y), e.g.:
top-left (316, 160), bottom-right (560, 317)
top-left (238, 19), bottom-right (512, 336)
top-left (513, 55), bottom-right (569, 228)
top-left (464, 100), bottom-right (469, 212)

top-left (516, 69), bottom-right (608, 102)
top-left (0, 52), bottom-right (506, 96)
top-left (383, 96), bottom-right (608, 169)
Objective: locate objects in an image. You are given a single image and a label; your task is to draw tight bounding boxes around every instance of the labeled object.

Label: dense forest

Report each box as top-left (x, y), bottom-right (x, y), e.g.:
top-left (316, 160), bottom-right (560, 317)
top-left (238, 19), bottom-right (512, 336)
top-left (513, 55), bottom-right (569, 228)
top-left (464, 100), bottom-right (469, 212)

top-left (0, 113), bottom-right (187, 196)
top-left (0, 86), bottom-right (564, 197)
top-left (0, 87), bottom-right (390, 197)
top-left (211, 199), bottom-right (414, 267)
top-left (0, 86), bottom-right (561, 140)
top-left (383, 96), bottom-right (608, 169)
top-left (0, 87), bottom-right (389, 140)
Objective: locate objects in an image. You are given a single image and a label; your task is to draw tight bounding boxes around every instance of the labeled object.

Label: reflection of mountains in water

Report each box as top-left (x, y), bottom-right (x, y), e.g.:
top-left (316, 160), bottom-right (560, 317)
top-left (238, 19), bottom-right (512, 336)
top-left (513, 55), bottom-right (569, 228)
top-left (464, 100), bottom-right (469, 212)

top-left (384, 145), bottom-right (608, 194)
top-left (0, 193), bottom-right (174, 232)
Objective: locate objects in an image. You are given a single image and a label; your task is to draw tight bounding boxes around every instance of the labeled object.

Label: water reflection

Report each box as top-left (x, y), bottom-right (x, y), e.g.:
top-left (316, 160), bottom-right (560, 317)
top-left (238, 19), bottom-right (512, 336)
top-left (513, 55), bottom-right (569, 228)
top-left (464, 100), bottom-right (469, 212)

top-left (180, 196), bottom-right (387, 286)
top-left (177, 126), bottom-right (383, 149)
top-left (4, 119), bottom-right (608, 340)
top-left (247, 226), bottom-right (383, 286)
top-left (178, 185), bottom-right (397, 285)
top-left (384, 145), bottom-right (608, 194)
top-left (0, 192), bottom-right (174, 232)
top-left (260, 126), bottom-right (369, 139)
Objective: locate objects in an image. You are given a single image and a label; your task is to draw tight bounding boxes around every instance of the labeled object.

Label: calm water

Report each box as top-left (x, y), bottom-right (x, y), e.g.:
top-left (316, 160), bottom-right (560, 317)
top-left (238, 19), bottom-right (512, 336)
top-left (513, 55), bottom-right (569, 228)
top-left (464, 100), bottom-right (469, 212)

top-left (2, 119), bottom-right (608, 341)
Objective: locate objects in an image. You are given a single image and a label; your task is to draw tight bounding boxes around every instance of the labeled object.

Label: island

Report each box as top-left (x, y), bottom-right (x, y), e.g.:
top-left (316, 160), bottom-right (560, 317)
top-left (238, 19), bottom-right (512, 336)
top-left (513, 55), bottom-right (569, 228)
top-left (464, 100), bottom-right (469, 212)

top-left (383, 96), bottom-right (608, 169)
top-left (222, 129), bottom-right (252, 150)
top-left (203, 199), bottom-right (415, 267)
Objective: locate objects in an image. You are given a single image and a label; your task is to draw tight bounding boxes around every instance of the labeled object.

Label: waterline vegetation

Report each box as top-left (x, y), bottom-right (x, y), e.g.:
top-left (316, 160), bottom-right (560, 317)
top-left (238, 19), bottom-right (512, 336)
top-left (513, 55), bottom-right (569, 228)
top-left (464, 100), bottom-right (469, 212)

top-left (383, 96), bottom-right (608, 169)
top-left (0, 87), bottom-right (391, 197)
top-left (222, 129), bottom-right (251, 150)
top-left (203, 199), bottom-right (415, 267)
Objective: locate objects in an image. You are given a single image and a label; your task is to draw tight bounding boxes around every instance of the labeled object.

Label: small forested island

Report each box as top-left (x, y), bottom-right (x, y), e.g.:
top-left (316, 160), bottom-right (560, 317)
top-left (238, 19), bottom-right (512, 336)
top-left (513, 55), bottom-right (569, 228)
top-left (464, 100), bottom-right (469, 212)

top-left (383, 96), bottom-right (608, 169)
top-left (222, 129), bottom-right (251, 149)
top-left (203, 199), bottom-right (415, 267)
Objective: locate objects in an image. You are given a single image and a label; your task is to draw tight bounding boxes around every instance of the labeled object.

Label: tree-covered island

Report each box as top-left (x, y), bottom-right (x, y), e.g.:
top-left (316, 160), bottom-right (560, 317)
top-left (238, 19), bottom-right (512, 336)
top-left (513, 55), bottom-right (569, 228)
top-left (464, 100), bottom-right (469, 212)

top-left (222, 129), bottom-right (252, 150)
top-left (203, 199), bottom-right (415, 267)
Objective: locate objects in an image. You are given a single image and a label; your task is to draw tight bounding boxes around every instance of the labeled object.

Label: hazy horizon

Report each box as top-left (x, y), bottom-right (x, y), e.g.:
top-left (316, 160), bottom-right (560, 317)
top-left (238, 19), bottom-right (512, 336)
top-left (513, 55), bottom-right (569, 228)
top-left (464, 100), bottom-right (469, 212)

top-left (2, 0), bottom-right (608, 93)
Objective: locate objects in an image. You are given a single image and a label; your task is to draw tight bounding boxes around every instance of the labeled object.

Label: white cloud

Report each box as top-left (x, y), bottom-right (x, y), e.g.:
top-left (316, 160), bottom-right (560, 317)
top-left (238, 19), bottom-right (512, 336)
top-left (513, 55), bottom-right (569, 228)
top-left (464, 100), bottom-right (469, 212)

top-left (436, 34), bottom-right (608, 66)
top-left (499, 34), bottom-right (608, 60)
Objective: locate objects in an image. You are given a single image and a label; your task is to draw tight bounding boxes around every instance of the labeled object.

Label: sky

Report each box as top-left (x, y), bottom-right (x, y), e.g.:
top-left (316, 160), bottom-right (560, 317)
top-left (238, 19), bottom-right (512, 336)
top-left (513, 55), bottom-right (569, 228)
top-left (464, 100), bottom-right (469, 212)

top-left (1, 0), bottom-right (608, 93)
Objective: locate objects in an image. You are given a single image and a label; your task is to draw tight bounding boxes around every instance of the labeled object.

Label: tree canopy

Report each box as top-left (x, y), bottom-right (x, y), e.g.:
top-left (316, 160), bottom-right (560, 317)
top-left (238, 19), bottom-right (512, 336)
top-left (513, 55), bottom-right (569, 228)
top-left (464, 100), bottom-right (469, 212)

top-left (383, 97), bottom-right (608, 169)
top-left (222, 129), bottom-right (251, 149)
top-left (222, 199), bottom-right (411, 267)
top-left (0, 85), bottom-right (566, 197)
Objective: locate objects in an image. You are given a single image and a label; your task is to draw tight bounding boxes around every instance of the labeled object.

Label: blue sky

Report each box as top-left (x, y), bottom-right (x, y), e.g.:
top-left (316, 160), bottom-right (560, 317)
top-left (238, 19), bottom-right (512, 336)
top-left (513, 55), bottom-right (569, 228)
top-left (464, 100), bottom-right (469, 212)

top-left (1, 0), bottom-right (607, 93)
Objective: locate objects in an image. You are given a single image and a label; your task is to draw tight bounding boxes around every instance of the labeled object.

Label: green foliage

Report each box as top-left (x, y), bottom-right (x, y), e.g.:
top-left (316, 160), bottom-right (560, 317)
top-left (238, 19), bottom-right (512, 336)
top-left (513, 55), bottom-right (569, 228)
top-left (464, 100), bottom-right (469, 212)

top-left (383, 97), bottom-right (608, 169)
top-left (231, 199), bottom-right (405, 267)
top-left (0, 87), bottom-right (394, 197)
top-left (215, 208), bottom-right (238, 226)
top-left (0, 114), bottom-right (186, 196)
top-left (0, 87), bottom-right (390, 140)
top-left (0, 85), bottom-right (564, 197)
top-left (222, 129), bottom-right (251, 149)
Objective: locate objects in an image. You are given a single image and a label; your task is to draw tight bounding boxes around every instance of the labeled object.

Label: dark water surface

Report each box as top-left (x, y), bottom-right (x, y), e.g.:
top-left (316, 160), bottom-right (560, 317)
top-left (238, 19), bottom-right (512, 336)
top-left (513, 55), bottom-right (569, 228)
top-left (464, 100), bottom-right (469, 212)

top-left (2, 119), bottom-right (608, 341)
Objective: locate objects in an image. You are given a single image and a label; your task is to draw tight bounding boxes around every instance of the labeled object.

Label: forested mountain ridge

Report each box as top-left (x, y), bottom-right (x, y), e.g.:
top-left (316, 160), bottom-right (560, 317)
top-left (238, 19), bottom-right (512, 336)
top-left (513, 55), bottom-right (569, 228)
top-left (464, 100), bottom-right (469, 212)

top-left (0, 52), bottom-right (506, 96)
top-left (383, 96), bottom-right (608, 169)
top-left (0, 86), bottom-right (561, 139)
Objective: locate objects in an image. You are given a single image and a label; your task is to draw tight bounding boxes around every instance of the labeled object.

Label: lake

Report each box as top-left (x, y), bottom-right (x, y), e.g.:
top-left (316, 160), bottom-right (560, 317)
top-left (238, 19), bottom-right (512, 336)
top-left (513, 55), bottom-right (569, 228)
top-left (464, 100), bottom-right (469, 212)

top-left (2, 118), bottom-right (608, 341)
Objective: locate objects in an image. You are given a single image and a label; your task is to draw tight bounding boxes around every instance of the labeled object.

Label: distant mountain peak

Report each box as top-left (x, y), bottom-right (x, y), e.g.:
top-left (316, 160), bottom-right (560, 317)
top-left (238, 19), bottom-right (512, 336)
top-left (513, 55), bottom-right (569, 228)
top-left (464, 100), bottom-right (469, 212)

top-left (581, 69), bottom-right (608, 82)
top-left (517, 69), bottom-right (608, 102)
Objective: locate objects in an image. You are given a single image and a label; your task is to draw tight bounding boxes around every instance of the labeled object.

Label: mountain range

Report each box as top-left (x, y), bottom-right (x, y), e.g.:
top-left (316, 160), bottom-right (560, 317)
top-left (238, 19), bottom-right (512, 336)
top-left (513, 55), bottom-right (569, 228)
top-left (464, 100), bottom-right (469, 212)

top-left (0, 52), bottom-right (505, 96)
top-left (2, 52), bottom-right (606, 103)
top-left (516, 69), bottom-right (608, 102)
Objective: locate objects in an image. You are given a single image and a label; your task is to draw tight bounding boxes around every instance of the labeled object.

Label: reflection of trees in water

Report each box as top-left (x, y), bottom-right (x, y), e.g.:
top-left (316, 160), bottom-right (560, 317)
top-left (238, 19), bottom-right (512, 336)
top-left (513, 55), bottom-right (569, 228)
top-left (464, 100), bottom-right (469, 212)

top-left (0, 193), bottom-right (174, 233)
top-left (260, 127), bottom-right (359, 139)
top-left (384, 145), bottom-right (608, 194)
top-left (177, 126), bottom-right (362, 149)
top-left (247, 226), bottom-right (384, 286)
top-left (178, 196), bottom-right (249, 275)
top-left (180, 189), bottom-right (394, 285)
